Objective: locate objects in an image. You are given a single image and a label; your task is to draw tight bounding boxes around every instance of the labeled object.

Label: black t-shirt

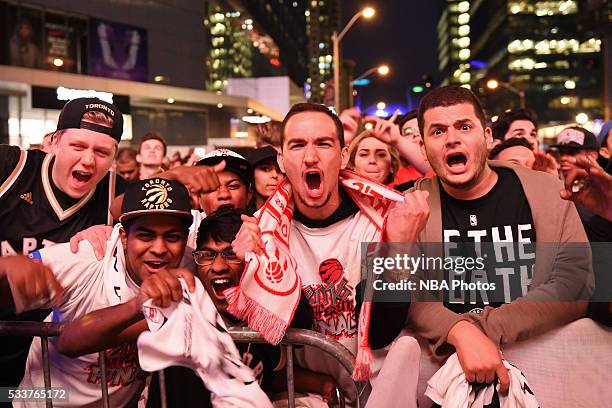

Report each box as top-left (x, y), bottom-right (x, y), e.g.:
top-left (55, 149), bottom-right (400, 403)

top-left (440, 168), bottom-right (536, 314)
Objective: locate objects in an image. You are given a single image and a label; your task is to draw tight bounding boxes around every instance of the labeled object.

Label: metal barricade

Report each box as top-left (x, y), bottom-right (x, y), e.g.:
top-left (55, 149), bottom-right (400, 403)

top-left (0, 321), bottom-right (370, 408)
top-left (229, 327), bottom-right (371, 408)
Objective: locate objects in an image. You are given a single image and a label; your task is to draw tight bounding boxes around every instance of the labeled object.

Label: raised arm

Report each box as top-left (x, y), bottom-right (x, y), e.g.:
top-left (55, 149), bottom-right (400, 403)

top-left (58, 268), bottom-right (195, 357)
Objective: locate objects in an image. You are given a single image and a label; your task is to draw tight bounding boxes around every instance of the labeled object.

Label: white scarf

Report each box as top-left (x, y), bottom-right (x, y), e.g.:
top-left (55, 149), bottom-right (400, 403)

top-left (225, 169), bottom-right (404, 380)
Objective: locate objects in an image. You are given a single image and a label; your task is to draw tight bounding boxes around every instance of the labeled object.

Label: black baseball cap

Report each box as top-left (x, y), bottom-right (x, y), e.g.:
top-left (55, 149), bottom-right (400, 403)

top-left (550, 127), bottom-right (598, 150)
top-left (56, 97), bottom-right (123, 142)
top-left (119, 178), bottom-right (193, 223)
top-left (243, 146), bottom-right (278, 168)
top-left (196, 149), bottom-right (253, 187)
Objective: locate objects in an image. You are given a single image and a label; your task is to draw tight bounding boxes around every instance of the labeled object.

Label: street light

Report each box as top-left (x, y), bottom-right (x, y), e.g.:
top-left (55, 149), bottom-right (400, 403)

top-left (486, 79), bottom-right (525, 109)
top-left (332, 6), bottom-right (376, 112)
top-left (350, 64), bottom-right (389, 107)
top-left (352, 64), bottom-right (389, 83)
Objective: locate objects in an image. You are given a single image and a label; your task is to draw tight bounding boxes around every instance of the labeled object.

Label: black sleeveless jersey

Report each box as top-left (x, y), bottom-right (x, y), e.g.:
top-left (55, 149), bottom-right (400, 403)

top-left (0, 145), bottom-right (124, 390)
top-left (0, 145), bottom-right (124, 255)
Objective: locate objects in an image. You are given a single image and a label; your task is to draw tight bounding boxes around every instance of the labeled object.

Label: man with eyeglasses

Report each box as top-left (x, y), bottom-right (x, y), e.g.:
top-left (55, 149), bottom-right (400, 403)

top-left (191, 208), bottom-right (341, 406)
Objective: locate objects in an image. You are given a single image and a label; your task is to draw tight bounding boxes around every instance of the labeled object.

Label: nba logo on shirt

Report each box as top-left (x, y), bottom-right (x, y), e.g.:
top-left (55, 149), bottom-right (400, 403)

top-left (469, 215), bottom-right (477, 226)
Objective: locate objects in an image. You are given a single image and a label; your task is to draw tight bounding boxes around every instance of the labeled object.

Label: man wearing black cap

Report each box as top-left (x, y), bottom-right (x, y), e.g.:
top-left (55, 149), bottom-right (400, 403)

top-left (196, 149), bottom-right (253, 214)
top-left (551, 126), bottom-right (600, 180)
top-left (0, 97), bottom-right (126, 390)
top-left (4, 178), bottom-right (196, 407)
top-left (550, 126), bottom-right (600, 222)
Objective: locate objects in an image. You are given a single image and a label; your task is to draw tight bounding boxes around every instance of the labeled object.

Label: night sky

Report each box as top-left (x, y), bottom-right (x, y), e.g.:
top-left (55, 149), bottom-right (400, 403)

top-left (339, 0), bottom-right (440, 114)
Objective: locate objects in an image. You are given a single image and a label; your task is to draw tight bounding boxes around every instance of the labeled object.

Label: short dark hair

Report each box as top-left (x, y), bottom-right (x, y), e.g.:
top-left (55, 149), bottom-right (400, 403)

top-left (489, 137), bottom-right (534, 160)
top-left (117, 147), bottom-right (138, 163)
top-left (138, 132), bottom-right (167, 156)
top-left (196, 208), bottom-right (245, 248)
top-left (417, 86), bottom-right (486, 137)
top-left (280, 102), bottom-right (344, 148)
top-left (492, 109), bottom-right (538, 141)
top-left (395, 109), bottom-right (418, 131)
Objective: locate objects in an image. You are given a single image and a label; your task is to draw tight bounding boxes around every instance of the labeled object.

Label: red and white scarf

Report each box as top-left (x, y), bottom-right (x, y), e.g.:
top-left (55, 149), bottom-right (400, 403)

top-left (225, 169), bottom-right (404, 381)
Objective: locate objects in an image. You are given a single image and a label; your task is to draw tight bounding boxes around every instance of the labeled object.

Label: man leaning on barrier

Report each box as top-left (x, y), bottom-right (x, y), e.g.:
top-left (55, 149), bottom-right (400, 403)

top-left (2, 179), bottom-right (270, 407)
top-left (405, 85), bottom-right (594, 396)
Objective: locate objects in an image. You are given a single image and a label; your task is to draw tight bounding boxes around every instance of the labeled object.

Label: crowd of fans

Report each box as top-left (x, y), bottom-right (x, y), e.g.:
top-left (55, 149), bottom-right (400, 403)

top-left (0, 86), bottom-right (610, 408)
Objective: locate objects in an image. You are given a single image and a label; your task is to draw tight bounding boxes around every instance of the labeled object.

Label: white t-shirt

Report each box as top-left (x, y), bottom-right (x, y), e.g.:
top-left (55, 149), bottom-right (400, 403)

top-left (290, 212), bottom-right (385, 403)
top-left (17, 227), bottom-right (145, 408)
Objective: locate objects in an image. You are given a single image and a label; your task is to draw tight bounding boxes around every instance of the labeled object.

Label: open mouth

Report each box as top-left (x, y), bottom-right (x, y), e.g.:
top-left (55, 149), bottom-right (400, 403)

top-left (143, 260), bottom-right (168, 272)
top-left (446, 153), bottom-right (467, 172)
top-left (72, 170), bottom-right (93, 185)
top-left (211, 277), bottom-right (235, 299)
top-left (304, 170), bottom-right (323, 197)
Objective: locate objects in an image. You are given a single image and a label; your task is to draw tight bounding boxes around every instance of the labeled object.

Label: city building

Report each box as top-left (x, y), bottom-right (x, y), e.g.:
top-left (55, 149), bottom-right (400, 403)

top-left (0, 0), bottom-right (281, 149)
top-left (306, 0), bottom-right (340, 104)
top-left (437, 1), bottom-right (472, 89)
top-left (438, 0), bottom-right (604, 127)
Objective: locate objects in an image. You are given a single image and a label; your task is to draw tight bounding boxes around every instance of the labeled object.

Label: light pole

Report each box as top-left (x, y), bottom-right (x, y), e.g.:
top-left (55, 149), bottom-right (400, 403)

top-left (486, 79), bottom-right (526, 109)
top-left (352, 64), bottom-right (389, 83)
top-left (332, 6), bottom-right (376, 113)
top-left (350, 64), bottom-right (389, 107)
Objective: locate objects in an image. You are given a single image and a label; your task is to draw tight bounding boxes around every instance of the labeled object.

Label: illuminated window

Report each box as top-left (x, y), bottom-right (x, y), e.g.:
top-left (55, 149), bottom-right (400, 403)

top-left (457, 1), bottom-right (470, 13)
top-left (458, 49), bottom-right (470, 60)
top-left (458, 37), bottom-right (470, 48)
top-left (535, 1), bottom-right (577, 16)
top-left (459, 72), bottom-right (471, 83)
top-left (508, 39), bottom-right (522, 53)
top-left (458, 25), bottom-right (470, 36)
top-left (457, 13), bottom-right (470, 25)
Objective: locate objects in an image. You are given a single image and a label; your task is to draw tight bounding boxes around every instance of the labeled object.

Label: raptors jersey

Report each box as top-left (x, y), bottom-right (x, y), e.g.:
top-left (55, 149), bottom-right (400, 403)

top-left (0, 146), bottom-right (124, 256)
top-left (17, 233), bottom-right (145, 408)
top-left (0, 145), bottom-right (124, 390)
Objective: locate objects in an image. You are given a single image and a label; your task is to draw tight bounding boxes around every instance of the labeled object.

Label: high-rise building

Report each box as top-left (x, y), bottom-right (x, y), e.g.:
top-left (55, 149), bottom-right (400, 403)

top-left (205, 1), bottom-right (285, 92)
top-left (437, 1), bottom-right (472, 89)
top-left (204, 0), bottom-right (341, 104)
top-left (306, 0), bottom-right (340, 103)
top-left (438, 0), bottom-right (604, 125)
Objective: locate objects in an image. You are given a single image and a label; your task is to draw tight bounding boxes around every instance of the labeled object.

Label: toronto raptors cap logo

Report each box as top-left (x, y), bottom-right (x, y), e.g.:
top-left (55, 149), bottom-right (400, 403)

top-left (141, 179), bottom-right (174, 210)
top-left (119, 178), bottom-right (193, 223)
top-left (319, 258), bottom-right (344, 284)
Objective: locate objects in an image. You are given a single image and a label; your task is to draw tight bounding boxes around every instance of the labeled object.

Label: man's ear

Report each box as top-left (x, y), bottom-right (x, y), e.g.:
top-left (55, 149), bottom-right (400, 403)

top-left (277, 152), bottom-right (285, 174)
top-left (136, 154), bottom-right (142, 164)
top-left (485, 127), bottom-right (494, 149)
top-left (340, 146), bottom-right (349, 170)
top-left (600, 147), bottom-right (610, 160)
top-left (587, 150), bottom-right (599, 161)
top-left (119, 226), bottom-right (128, 248)
top-left (49, 131), bottom-right (61, 155)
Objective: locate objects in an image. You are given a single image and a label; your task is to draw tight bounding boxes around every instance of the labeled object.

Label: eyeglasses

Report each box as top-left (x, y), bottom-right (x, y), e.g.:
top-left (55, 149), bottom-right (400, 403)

top-left (192, 248), bottom-right (242, 266)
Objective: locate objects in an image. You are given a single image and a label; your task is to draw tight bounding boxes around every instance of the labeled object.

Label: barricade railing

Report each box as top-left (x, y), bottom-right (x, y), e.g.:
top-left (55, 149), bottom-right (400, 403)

top-left (0, 321), bottom-right (370, 408)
